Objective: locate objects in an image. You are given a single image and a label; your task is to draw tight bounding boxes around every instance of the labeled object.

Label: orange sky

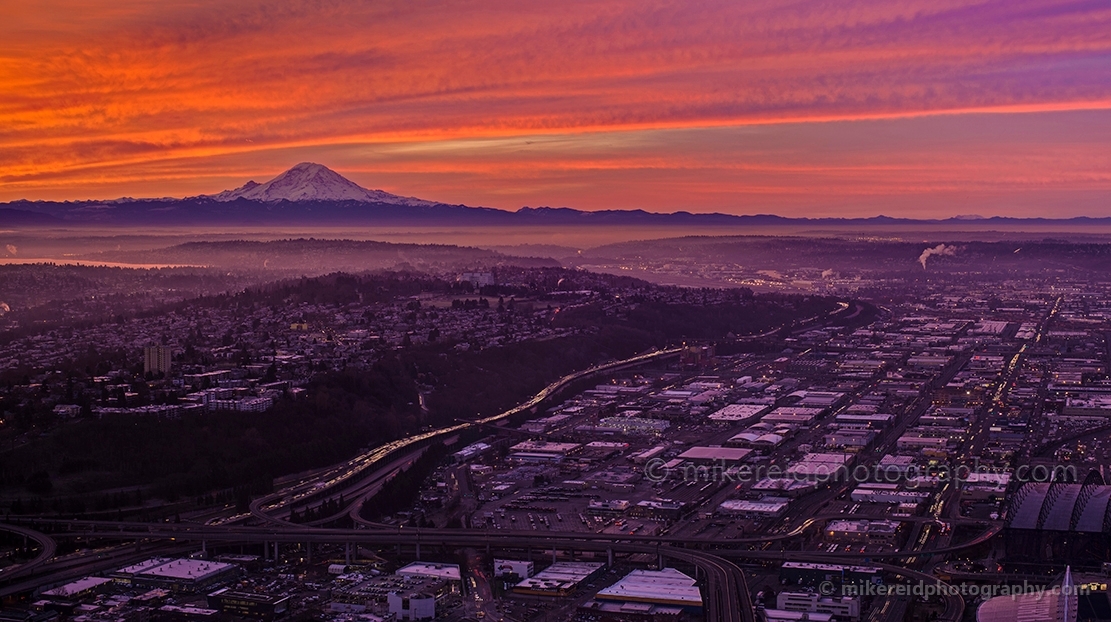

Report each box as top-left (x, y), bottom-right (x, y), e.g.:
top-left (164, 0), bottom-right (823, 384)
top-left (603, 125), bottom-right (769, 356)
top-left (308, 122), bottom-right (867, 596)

top-left (2, 0), bottom-right (1110, 217)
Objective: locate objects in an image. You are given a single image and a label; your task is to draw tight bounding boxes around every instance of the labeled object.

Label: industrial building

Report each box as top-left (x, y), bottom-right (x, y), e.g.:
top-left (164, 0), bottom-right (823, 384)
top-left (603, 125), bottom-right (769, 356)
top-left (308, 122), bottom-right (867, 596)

top-left (395, 562), bottom-right (461, 584)
top-left (206, 589), bottom-right (290, 620)
top-left (40, 577), bottom-right (113, 602)
top-left (595, 568), bottom-right (703, 611)
top-left (386, 591), bottom-right (436, 621)
top-left (111, 558), bottom-right (239, 592)
top-left (718, 498), bottom-right (790, 518)
top-left (513, 562), bottom-right (605, 597)
top-left (850, 483), bottom-right (931, 505)
top-left (330, 574), bottom-right (452, 614)
top-left (776, 590), bottom-right (861, 620)
top-left (708, 403), bottom-right (770, 423)
top-left (762, 407), bottom-right (825, 425)
top-left (762, 611), bottom-right (833, 622)
top-left (493, 559), bottom-right (534, 580)
top-left (507, 441), bottom-right (581, 463)
top-left (824, 519), bottom-right (901, 544)
top-left (779, 562), bottom-right (882, 590)
top-left (676, 446), bottom-right (753, 463)
top-left (786, 453), bottom-right (852, 480)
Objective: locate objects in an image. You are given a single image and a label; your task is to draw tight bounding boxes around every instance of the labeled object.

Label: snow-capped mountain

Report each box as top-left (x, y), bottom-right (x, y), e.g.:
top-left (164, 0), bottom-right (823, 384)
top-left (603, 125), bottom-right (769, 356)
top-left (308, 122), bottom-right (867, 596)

top-left (210, 162), bottom-right (437, 206)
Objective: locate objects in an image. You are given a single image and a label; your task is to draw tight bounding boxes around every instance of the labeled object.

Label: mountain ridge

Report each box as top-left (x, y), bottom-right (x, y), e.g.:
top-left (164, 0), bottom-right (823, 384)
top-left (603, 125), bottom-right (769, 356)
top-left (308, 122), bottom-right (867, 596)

top-left (4, 163), bottom-right (1111, 227)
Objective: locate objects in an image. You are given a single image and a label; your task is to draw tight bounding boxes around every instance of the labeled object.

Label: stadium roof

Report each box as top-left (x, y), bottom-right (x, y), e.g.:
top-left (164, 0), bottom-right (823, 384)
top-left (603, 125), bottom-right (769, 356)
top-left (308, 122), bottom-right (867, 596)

top-left (1008, 483), bottom-right (1111, 533)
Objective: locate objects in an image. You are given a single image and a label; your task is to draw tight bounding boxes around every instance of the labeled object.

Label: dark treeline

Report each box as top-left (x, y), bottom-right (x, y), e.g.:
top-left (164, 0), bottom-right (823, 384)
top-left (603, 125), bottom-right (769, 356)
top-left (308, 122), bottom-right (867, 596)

top-left (408, 292), bottom-right (834, 422)
top-left (0, 268), bottom-right (839, 514)
top-left (0, 354), bottom-right (422, 507)
top-left (358, 443), bottom-right (449, 522)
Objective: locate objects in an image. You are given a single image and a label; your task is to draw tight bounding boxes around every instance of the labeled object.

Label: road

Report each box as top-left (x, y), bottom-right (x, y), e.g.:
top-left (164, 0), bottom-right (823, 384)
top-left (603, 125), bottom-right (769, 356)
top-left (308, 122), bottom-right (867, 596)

top-left (0, 522), bottom-right (56, 580)
top-left (20, 514), bottom-right (988, 621)
top-left (243, 298), bottom-right (859, 528)
top-left (6, 301), bottom-right (883, 622)
top-left (21, 519), bottom-right (753, 622)
top-left (245, 346), bottom-right (686, 527)
top-left (0, 541), bottom-right (196, 599)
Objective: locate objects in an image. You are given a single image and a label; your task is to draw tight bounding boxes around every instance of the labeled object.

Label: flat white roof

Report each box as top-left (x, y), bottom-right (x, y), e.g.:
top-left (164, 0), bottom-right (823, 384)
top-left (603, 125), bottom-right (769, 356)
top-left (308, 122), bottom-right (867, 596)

top-left (794, 452), bottom-right (851, 464)
top-left (397, 562), bottom-right (462, 581)
top-left (42, 576), bottom-right (113, 598)
top-left (878, 454), bottom-right (916, 466)
top-left (117, 557), bottom-right (173, 576)
top-left (762, 407), bottom-right (825, 424)
top-left (963, 472), bottom-right (1011, 485)
top-left (509, 441), bottom-right (581, 454)
top-left (835, 413), bottom-right (894, 422)
top-left (514, 562), bottom-right (603, 591)
top-left (719, 499), bottom-right (789, 514)
top-left (708, 404), bottom-right (769, 421)
top-left (677, 446), bottom-right (752, 462)
top-left (787, 452), bottom-right (851, 476)
top-left (796, 391), bottom-right (845, 406)
top-left (139, 559), bottom-right (235, 581)
top-left (752, 478), bottom-right (818, 493)
top-left (596, 568), bottom-right (702, 607)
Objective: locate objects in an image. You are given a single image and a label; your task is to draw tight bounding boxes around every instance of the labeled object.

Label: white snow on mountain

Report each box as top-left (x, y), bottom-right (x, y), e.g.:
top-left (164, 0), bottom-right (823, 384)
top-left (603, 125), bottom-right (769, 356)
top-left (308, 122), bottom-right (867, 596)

top-left (209, 163), bottom-right (437, 205)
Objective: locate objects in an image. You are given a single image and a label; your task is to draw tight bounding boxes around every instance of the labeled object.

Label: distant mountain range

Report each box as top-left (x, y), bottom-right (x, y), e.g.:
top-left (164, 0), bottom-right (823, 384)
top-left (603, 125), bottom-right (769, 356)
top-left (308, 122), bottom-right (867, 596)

top-left (3, 163), bottom-right (1111, 227)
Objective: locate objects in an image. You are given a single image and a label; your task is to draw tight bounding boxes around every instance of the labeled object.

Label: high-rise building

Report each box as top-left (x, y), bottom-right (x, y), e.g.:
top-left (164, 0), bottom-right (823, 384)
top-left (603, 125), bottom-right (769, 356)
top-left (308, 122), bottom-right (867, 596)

top-left (144, 345), bottom-right (173, 375)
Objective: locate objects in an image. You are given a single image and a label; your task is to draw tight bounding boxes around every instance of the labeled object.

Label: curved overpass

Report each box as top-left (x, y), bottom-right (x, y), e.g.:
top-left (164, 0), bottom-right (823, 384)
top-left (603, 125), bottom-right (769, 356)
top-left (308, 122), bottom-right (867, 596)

top-left (23, 511), bottom-right (995, 622)
top-left (23, 521), bottom-right (753, 622)
top-left (7, 299), bottom-right (872, 622)
top-left (0, 522), bottom-right (56, 580)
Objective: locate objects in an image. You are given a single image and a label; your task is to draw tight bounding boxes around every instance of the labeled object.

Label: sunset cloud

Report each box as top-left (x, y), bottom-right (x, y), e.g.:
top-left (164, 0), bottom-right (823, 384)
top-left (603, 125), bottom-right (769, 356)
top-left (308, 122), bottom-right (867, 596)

top-left (1, 0), bottom-right (1109, 216)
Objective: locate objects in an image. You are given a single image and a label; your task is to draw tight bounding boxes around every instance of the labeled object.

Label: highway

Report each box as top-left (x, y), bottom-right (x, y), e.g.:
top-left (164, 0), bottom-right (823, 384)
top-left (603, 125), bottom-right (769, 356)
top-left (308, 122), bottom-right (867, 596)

top-left (0, 541), bottom-right (197, 599)
top-left (299, 293), bottom-right (860, 530)
top-left (20, 519), bottom-right (753, 622)
top-left (24, 510), bottom-right (1002, 552)
top-left (246, 346), bottom-right (685, 526)
top-left (18, 516), bottom-right (987, 622)
top-left (2, 300), bottom-right (891, 622)
top-left (0, 522), bottom-right (57, 580)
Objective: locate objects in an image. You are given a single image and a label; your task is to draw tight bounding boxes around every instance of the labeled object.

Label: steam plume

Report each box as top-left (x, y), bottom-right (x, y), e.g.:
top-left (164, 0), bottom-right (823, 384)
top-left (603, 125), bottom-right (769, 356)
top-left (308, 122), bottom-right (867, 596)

top-left (918, 244), bottom-right (957, 269)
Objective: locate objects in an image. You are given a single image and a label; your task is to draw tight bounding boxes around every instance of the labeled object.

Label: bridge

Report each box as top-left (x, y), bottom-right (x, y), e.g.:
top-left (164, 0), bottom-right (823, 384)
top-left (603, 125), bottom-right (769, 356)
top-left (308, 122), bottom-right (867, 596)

top-left (9, 519), bottom-right (752, 622)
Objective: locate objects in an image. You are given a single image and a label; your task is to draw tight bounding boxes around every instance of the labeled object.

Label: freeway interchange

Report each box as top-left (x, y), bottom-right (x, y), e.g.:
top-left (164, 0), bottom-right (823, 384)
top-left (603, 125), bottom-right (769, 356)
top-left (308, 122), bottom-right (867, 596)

top-left (1, 301), bottom-right (988, 622)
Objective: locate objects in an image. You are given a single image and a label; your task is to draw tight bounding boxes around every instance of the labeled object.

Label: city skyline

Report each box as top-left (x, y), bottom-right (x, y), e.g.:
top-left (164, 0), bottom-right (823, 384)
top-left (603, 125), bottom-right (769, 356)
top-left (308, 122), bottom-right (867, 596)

top-left (3, 0), bottom-right (1110, 217)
